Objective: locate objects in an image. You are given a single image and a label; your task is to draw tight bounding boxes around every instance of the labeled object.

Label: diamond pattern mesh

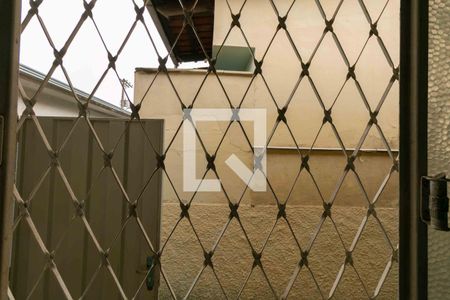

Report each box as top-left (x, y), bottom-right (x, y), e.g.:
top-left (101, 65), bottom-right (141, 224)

top-left (11, 0), bottom-right (399, 298)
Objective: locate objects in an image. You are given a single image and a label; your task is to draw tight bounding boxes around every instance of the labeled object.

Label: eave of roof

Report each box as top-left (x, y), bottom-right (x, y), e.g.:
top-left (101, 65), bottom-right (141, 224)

top-left (19, 64), bottom-right (130, 117)
top-left (146, 0), bottom-right (214, 64)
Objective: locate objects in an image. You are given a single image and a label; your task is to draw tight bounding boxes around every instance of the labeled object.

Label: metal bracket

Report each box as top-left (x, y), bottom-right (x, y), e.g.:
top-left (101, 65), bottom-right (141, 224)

top-left (146, 256), bottom-right (155, 291)
top-left (421, 173), bottom-right (450, 231)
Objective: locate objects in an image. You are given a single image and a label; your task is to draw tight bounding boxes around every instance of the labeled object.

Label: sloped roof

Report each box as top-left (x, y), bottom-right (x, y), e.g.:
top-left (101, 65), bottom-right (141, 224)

top-left (147, 0), bottom-right (214, 64)
top-left (19, 65), bottom-right (130, 117)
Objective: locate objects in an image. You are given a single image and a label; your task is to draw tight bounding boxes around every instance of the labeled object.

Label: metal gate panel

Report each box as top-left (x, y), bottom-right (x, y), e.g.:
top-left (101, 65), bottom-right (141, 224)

top-left (11, 118), bottom-right (163, 299)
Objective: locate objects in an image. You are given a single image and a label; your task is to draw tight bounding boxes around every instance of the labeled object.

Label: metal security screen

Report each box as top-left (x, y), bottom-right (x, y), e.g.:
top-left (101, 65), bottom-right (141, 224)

top-left (8, 0), bottom-right (400, 299)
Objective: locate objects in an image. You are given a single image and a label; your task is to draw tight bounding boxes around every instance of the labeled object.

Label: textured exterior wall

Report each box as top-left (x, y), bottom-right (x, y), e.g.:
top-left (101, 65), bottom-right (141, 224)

top-left (134, 70), bottom-right (398, 207)
top-left (212, 0), bottom-right (400, 150)
top-left (134, 0), bottom-right (400, 298)
top-left (159, 204), bottom-right (398, 299)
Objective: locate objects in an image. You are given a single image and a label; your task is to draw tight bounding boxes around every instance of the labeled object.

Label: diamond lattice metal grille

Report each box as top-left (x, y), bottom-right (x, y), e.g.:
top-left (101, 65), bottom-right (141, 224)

top-left (10, 0), bottom-right (399, 298)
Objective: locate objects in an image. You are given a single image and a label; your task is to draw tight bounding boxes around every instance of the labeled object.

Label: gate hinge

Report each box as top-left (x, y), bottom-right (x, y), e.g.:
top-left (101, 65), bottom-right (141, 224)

top-left (421, 173), bottom-right (450, 231)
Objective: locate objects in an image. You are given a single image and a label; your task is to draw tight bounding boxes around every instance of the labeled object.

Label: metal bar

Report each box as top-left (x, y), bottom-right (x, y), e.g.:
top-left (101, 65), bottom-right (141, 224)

top-left (0, 0), bottom-right (20, 298)
top-left (267, 146), bottom-right (399, 153)
top-left (399, 0), bottom-right (429, 299)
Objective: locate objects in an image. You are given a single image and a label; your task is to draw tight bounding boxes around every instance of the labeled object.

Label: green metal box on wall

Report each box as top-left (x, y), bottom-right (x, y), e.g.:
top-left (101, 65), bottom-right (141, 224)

top-left (10, 118), bottom-right (163, 299)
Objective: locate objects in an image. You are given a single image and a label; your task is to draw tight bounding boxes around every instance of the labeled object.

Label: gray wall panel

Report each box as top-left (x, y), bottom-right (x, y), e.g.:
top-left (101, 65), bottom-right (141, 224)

top-left (11, 118), bottom-right (163, 300)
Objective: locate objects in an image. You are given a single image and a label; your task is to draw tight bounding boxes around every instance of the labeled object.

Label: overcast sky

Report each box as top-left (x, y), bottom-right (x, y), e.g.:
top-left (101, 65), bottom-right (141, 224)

top-left (20, 0), bottom-right (205, 108)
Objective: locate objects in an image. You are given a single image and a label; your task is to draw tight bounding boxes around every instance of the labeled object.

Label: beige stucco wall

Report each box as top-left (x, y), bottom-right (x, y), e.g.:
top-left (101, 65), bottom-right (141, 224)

top-left (134, 70), bottom-right (398, 207)
top-left (158, 204), bottom-right (398, 299)
top-left (212, 0), bottom-right (400, 151)
top-left (134, 0), bottom-right (399, 298)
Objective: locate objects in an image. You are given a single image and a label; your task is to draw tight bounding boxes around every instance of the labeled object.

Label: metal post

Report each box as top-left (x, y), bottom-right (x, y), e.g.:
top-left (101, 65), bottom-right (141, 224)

top-left (399, 0), bottom-right (429, 299)
top-left (0, 0), bottom-right (20, 298)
